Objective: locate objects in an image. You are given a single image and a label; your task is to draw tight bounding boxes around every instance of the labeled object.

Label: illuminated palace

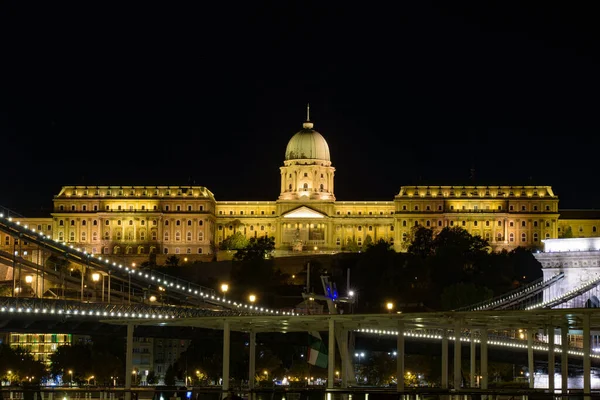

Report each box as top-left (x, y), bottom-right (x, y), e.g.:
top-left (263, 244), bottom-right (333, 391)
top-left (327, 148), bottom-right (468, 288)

top-left (3, 111), bottom-right (600, 264)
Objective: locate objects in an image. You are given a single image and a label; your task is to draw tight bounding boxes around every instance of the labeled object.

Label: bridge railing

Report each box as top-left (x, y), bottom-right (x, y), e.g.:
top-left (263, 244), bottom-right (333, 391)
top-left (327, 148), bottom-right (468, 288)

top-left (453, 272), bottom-right (564, 311)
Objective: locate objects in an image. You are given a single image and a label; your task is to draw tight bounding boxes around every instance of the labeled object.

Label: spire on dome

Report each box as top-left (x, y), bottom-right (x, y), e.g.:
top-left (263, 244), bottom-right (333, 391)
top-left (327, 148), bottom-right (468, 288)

top-left (303, 103), bottom-right (314, 129)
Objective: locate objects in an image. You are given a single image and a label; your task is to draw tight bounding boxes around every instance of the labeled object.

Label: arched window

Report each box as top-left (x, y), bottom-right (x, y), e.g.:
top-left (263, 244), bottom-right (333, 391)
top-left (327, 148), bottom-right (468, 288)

top-left (303, 183), bottom-right (308, 189)
top-left (509, 233), bottom-right (514, 242)
top-left (521, 233), bottom-right (527, 242)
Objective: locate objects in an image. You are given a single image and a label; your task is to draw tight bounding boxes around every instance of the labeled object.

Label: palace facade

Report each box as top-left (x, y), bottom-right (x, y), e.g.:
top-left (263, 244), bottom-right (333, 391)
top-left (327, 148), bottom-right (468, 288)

top-left (3, 114), bottom-right (600, 264)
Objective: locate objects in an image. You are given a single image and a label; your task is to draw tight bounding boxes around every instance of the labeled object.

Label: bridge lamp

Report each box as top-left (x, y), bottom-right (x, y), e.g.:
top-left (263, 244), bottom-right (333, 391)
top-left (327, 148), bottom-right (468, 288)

top-left (92, 273), bottom-right (100, 282)
top-left (386, 302), bottom-right (394, 312)
top-left (249, 294), bottom-right (256, 303)
top-left (220, 283), bottom-right (229, 295)
top-left (149, 295), bottom-right (157, 302)
top-left (25, 275), bottom-right (33, 284)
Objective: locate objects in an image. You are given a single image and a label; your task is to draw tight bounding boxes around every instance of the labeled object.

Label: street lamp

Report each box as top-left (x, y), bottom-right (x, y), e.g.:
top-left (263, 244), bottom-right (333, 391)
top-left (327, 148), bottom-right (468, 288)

top-left (68, 369), bottom-right (73, 387)
top-left (87, 375), bottom-right (95, 386)
top-left (7, 370), bottom-right (12, 385)
top-left (354, 352), bottom-right (365, 382)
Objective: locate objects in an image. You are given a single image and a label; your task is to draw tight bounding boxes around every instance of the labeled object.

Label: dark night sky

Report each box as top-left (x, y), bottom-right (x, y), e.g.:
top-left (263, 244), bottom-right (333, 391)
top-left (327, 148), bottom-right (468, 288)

top-left (3, 2), bottom-right (600, 216)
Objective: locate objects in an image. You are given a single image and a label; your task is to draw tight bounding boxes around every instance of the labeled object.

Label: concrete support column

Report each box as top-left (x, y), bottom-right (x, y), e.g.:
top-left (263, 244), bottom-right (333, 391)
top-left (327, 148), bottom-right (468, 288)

top-left (441, 329), bottom-right (449, 389)
top-left (527, 330), bottom-right (535, 389)
top-left (396, 322), bottom-right (405, 393)
top-left (548, 325), bottom-right (555, 392)
top-left (328, 318), bottom-right (336, 389)
top-left (340, 329), bottom-right (349, 388)
top-left (470, 330), bottom-right (477, 388)
top-left (248, 330), bottom-right (256, 390)
top-left (481, 330), bottom-right (488, 390)
top-left (454, 321), bottom-right (462, 390)
top-left (561, 323), bottom-right (568, 394)
top-left (583, 313), bottom-right (591, 396)
top-left (124, 322), bottom-right (134, 400)
top-left (222, 320), bottom-right (231, 392)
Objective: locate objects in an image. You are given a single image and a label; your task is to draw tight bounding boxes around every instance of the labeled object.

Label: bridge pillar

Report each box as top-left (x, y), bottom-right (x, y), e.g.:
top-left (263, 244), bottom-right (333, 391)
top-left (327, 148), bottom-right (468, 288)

top-left (396, 321), bottom-right (405, 393)
top-left (222, 320), bottom-right (231, 393)
top-left (527, 330), bottom-right (535, 388)
top-left (480, 329), bottom-right (488, 390)
top-left (470, 329), bottom-right (476, 388)
top-left (441, 329), bottom-right (448, 389)
top-left (340, 328), bottom-right (349, 388)
top-left (453, 319), bottom-right (462, 390)
top-left (583, 312), bottom-right (591, 397)
top-left (248, 330), bottom-right (256, 390)
top-left (561, 322), bottom-right (568, 394)
top-left (327, 318), bottom-right (335, 389)
top-left (548, 324), bottom-right (555, 392)
top-left (125, 322), bottom-right (134, 400)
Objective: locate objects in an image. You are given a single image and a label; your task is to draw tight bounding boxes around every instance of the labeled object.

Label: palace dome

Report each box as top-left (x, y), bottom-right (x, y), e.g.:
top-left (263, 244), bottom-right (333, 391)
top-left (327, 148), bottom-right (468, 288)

top-left (285, 121), bottom-right (331, 161)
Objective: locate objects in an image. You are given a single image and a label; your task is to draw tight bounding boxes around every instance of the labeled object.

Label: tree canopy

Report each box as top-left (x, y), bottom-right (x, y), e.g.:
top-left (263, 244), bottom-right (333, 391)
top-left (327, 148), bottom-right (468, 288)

top-left (233, 236), bottom-right (275, 261)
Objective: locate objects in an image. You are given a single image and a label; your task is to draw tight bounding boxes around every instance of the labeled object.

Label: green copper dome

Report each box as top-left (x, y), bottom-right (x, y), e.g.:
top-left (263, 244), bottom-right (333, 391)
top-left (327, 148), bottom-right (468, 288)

top-left (285, 121), bottom-right (331, 161)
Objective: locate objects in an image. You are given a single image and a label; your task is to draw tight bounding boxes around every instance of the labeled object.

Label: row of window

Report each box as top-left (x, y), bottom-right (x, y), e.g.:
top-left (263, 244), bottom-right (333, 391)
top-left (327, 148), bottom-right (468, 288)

top-left (400, 188), bottom-right (549, 197)
top-left (218, 225), bottom-right (268, 231)
top-left (57, 230), bottom-right (206, 242)
top-left (98, 246), bottom-right (206, 255)
top-left (558, 226), bottom-right (599, 233)
top-left (399, 231), bottom-right (549, 242)
top-left (218, 210), bottom-right (276, 215)
top-left (287, 172), bottom-right (327, 178)
top-left (334, 237), bottom-right (394, 246)
top-left (286, 183), bottom-right (326, 191)
top-left (58, 219), bottom-right (207, 227)
top-left (68, 188), bottom-right (206, 197)
top-left (58, 204), bottom-right (208, 212)
top-left (398, 204), bottom-right (553, 212)
top-left (400, 220), bottom-right (554, 228)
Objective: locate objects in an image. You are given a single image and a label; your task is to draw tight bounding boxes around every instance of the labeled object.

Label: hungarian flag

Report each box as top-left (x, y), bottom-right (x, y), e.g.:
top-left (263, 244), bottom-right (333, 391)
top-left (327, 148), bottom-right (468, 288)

top-left (307, 331), bottom-right (328, 368)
